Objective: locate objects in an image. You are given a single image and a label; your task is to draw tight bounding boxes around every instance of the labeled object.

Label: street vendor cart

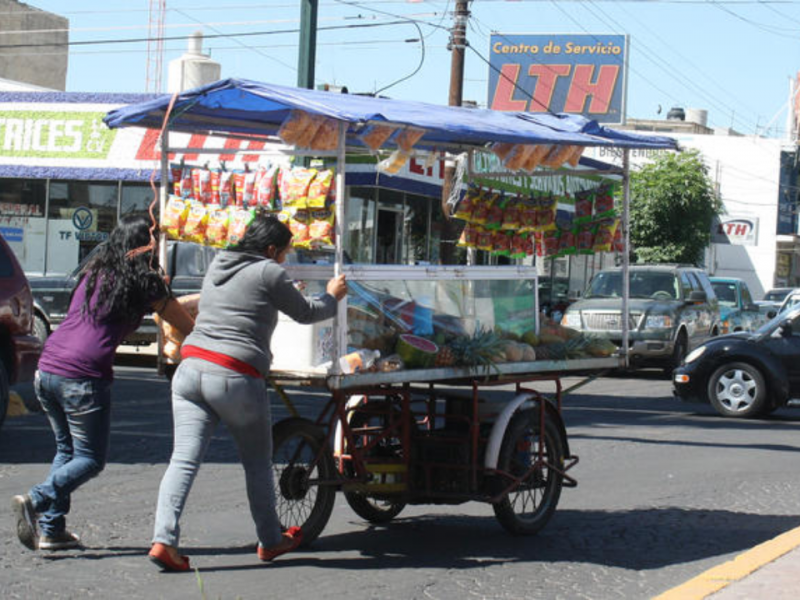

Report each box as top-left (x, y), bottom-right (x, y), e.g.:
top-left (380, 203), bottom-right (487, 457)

top-left (104, 79), bottom-right (677, 543)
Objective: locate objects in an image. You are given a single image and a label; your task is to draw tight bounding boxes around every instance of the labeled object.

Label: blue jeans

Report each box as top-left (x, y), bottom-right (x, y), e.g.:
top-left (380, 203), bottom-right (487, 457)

top-left (152, 359), bottom-right (281, 548)
top-left (29, 370), bottom-right (112, 536)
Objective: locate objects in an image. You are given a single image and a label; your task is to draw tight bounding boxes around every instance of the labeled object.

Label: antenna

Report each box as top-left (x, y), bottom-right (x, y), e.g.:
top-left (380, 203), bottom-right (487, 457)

top-left (146, 0), bottom-right (167, 93)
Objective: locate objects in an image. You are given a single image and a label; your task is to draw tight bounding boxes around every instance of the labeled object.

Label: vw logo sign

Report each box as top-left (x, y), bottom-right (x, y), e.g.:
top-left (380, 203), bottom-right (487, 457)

top-left (72, 207), bottom-right (93, 231)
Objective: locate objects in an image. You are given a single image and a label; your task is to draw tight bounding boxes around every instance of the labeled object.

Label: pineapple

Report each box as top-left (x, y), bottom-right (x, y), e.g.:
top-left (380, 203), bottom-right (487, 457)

top-left (434, 345), bottom-right (457, 367)
top-left (449, 328), bottom-right (506, 371)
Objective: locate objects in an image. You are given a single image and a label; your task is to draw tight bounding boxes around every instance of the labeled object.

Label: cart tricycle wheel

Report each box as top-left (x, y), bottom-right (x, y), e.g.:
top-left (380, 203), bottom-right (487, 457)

top-left (343, 400), bottom-right (407, 523)
top-left (492, 408), bottom-right (565, 535)
top-left (272, 417), bottom-right (337, 546)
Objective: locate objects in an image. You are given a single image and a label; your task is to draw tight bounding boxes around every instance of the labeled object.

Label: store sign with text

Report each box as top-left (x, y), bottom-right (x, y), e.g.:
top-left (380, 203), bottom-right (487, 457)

top-left (488, 33), bottom-right (628, 124)
top-left (712, 216), bottom-right (758, 246)
top-left (0, 111), bottom-right (117, 159)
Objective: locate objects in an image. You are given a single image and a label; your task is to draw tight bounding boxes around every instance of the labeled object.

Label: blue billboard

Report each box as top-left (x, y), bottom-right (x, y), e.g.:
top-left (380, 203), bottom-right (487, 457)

top-left (488, 33), bottom-right (628, 124)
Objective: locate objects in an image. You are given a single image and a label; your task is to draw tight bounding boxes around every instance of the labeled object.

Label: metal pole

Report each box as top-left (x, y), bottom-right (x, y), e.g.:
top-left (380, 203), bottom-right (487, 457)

top-left (334, 121), bottom-right (348, 373)
top-left (297, 0), bottom-right (318, 89)
top-left (621, 149), bottom-right (630, 368)
top-left (439, 0), bottom-right (469, 265)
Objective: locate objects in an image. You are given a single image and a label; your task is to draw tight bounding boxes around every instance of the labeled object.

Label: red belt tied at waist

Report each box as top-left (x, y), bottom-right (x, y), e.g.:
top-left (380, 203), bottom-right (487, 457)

top-left (181, 345), bottom-right (263, 379)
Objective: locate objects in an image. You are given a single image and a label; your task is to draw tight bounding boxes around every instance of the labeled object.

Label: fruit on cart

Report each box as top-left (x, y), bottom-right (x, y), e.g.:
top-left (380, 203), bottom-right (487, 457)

top-left (434, 346), bottom-right (457, 368)
top-left (519, 343), bottom-right (536, 362)
top-left (521, 331), bottom-right (540, 347)
top-left (449, 328), bottom-right (506, 369)
top-left (395, 334), bottom-right (439, 369)
top-left (585, 337), bottom-right (618, 357)
top-left (501, 340), bottom-right (524, 362)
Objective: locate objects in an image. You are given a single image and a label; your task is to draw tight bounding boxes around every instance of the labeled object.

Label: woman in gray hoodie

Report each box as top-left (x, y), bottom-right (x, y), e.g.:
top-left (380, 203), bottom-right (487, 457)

top-left (149, 212), bottom-right (347, 571)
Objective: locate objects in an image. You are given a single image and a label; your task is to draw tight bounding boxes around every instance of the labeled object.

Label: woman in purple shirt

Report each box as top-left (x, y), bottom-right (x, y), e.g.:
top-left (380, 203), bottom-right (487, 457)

top-left (11, 215), bottom-right (195, 552)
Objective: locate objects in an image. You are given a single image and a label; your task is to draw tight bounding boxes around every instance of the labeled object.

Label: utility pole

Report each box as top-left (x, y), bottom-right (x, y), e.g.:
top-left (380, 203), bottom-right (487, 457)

top-left (439, 0), bottom-right (470, 264)
top-left (298, 0), bottom-right (318, 89)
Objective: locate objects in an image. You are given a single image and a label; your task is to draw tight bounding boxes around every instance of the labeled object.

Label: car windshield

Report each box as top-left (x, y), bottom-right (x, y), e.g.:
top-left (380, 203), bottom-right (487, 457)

top-left (711, 282), bottom-right (737, 307)
top-left (764, 289), bottom-right (792, 302)
top-left (585, 270), bottom-right (679, 300)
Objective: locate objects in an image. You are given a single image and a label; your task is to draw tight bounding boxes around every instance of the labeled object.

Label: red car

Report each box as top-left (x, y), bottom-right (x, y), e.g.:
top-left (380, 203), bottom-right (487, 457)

top-left (0, 234), bottom-right (42, 430)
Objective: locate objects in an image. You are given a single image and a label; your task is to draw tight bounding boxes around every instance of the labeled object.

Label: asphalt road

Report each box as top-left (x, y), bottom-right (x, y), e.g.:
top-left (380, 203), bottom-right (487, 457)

top-left (3, 365), bottom-right (800, 600)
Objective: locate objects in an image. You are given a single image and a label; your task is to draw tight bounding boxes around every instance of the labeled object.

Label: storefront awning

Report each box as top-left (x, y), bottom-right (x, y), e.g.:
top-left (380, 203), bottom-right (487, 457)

top-left (103, 78), bottom-right (677, 151)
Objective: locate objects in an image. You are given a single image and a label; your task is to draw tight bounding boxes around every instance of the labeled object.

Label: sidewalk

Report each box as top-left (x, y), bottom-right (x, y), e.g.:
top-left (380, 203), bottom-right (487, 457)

top-left (654, 525), bottom-right (800, 599)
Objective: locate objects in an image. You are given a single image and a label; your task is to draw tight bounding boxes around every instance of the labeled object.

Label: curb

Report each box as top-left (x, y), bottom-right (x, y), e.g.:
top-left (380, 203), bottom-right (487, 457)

top-left (652, 525), bottom-right (800, 599)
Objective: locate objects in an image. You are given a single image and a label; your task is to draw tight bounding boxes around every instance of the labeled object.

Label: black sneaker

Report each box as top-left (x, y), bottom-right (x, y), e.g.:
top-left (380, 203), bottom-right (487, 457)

top-left (39, 530), bottom-right (81, 551)
top-left (11, 494), bottom-right (38, 550)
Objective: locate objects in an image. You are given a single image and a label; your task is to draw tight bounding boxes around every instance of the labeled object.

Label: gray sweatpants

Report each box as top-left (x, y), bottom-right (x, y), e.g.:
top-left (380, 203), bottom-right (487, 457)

top-left (152, 357), bottom-right (282, 548)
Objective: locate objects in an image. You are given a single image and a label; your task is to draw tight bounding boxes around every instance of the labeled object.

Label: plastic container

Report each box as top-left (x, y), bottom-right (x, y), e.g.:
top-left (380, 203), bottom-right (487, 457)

top-left (339, 349), bottom-right (381, 374)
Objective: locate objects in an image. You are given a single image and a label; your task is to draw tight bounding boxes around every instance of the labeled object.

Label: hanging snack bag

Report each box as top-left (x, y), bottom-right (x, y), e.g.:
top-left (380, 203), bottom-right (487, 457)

top-left (227, 208), bottom-right (256, 247)
top-left (191, 167), bottom-right (213, 204)
top-left (484, 194), bottom-right (505, 231)
top-left (491, 230), bottom-right (512, 256)
top-left (476, 225), bottom-right (494, 252)
top-left (453, 186), bottom-right (480, 221)
top-left (284, 209), bottom-right (311, 248)
top-left (233, 170), bottom-right (256, 207)
top-left (307, 169), bottom-right (334, 209)
top-left (504, 144), bottom-right (534, 171)
top-left (541, 144), bottom-right (576, 169)
top-left (178, 166), bottom-right (194, 200)
top-left (566, 145), bottom-right (585, 167)
top-left (612, 220), bottom-right (625, 253)
top-left (208, 169), bottom-right (222, 206)
top-left (593, 218), bottom-right (619, 253)
top-left (255, 165), bottom-right (280, 210)
top-left (162, 196), bottom-right (189, 239)
top-left (309, 118), bottom-right (341, 151)
top-left (359, 124), bottom-right (397, 151)
top-left (183, 202), bottom-right (210, 244)
top-left (542, 229), bottom-right (560, 258)
top-left (308, 206), bottom-right (335, 247)
top-left (594, 184), bottom-right (617, 219)
top-left (394, 127), bottom-right (426, 152)
top-left (522, 144), bottom-right (551, 173)
top-left (279, 166), bottom-right (316, 210)
top-left (574, 189), bottom-right (594, 224)
top-left (170, 164), bottom-right (185, 198)
top-left (577, 223), bottom-right (595, 254)
top-left (457, 223), bottom-right (478, 249)
top-left (470, 192), bottom-right (493, 226)
top-left (501, 197), bottom-right (521, 231)
top-left (535, 195), bottom-right (557, 231)
top-left (518, 197), bottom-right (537, 232)
top-left (218, 170), bottom-right (234, 208)
top-left (510, 232), bottom-right (528, 259)
top-left (205, 207), bottom-right (230, 248)
top-left (377, 149), bottom-right (411, 175)
top-left (278, 110), bottom-right (319, 146)
top-left (490, 142), bottom-right (515, 162)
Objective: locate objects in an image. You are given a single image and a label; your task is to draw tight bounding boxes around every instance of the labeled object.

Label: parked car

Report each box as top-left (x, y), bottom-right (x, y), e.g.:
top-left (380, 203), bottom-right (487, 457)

top-left (561, 264), bottom-right (720, 373)
top-left (673, 304), bottom-right (800, 418)
top-left (710, 277), bottom-right (766, 334)
top-left (29, 241), bottom-right (217, 346)
top-left (755, 287), bottom-right (794, 316)
top-left (775, 288), bottom-right (800, 317)
top-left (0, 234), bottom-right (42, 431)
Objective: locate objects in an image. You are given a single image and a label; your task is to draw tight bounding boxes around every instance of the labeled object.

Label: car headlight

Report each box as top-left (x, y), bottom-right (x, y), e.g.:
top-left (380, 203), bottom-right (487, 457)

top-left (562, 312), bottom-right (581, 328)
top-left (684, 345), bottom-right (706, 364)
top-left (645, 315), bottom-right (672, 328)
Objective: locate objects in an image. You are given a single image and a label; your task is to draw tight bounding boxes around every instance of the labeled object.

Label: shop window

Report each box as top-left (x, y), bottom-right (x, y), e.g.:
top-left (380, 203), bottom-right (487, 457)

top-left (122, 182), bottom-right (160, 220)
top-left (402, 194), bottom-right (431, 264)
top-left (345, 187), bottom-right (376, 264)
top-left (0, 178), bottom-right (47, 274)
top-left (47, 180), bottom-right (118, 274)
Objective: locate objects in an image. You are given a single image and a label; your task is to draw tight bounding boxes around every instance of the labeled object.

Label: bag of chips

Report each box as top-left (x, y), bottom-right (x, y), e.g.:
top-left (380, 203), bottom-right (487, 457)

top-left (577, 224), bottom-right (595, 254)
top-left (279, 167), bottom-right (316, 209)
top-left (535, 195), bottom-right (557, 231)
top-left (574, 190), bottom-right (594, 225)
top-left (491, 230), bottom-right (511, 256)
top-left (518, 198), bottom-right (537, 232)
top-left (233, 170), bottom-right (257, 207)
top-left (307, 169), bottom-right (334, 209)
top-left (284, 209), bottom-right (311, 248)
top-left (542, 229), bottom-right (560, 257)
top-left (218, 170), bottom-right (234, 208)
top-left (191, 168), bottom-right (213, 204)
top-left (227, 208), bottom-right (255, 247)
top-left (359, 124), bottom-right (397, 151)
top-left (484, 195), bottom-right (505, 231)
top-left (453, 186), bottom-right (480, 221)
top-left (501, 198), bottom-right (521, 231)
top-left (161, 196), bottom-right (189, 239)
top-left (457, 223), bottom-right (478, 248)
top-left (205, 207), bottom-right (230, 248)
top-left (254, 166), bottom-right (280, 210)
top-left (183, 203), bottom-right (210, 244)
top-left (308, 207), bottom-right (335, 247)
top-left (476, 225), bottom-right (494, 252)
top-left (594, 184), bottom-right (617, 219)
top-left (594, 218), bottom-right (620, 253)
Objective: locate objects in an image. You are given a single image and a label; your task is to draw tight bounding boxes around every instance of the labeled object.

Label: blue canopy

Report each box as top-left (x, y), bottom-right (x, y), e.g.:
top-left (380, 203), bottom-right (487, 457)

top-left (104, 78), bottom-right (677, 151)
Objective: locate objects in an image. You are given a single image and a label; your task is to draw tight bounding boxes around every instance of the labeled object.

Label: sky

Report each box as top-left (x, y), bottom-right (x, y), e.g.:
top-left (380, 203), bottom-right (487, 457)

top-left (15, 0), bottom-right (800, 138)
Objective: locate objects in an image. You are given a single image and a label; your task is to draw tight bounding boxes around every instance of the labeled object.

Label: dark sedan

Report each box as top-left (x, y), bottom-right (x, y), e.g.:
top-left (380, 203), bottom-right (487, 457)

top-left (673, 305), bottom-right (800, 418)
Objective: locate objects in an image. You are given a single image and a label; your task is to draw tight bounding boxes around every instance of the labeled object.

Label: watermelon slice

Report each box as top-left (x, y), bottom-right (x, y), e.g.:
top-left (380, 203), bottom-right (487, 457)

top-left (395, 334), bottom-right (439, 369)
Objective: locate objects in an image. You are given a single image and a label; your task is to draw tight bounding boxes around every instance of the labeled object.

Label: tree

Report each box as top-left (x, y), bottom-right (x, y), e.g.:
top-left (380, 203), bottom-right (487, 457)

top-left (628, 149), bottom-right (721, 265)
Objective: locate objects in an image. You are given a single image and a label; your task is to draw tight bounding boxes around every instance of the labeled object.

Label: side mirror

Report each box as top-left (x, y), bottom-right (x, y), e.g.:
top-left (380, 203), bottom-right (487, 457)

top-left (687, 290), bottom-right (707, 304)
top-left (768, 310), bottom-right (777, 319)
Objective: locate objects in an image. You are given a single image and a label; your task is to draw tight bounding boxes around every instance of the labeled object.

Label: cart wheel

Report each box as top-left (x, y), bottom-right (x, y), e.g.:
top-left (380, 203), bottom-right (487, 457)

top-left (492, 408), bottom-right (565, 535)
top-left (272, 418), bottom-right (337, 546)
top-left (343, 400), bottom-right (408, 523)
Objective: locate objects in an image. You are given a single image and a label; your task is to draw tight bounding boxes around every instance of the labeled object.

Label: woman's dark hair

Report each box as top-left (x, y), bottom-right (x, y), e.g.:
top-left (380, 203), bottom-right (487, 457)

top-left (231, 211), bottom-right (292, 255)
top-left (78, 215), bottom-right (168, 324)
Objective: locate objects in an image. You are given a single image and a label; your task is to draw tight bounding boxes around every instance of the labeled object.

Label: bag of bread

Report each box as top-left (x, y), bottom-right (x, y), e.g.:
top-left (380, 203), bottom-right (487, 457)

top-left (278, 110), bottom-right (320, 146)
top-left (377, 149), bottom-right (410, 175)
top-left (504, 145), bottom-right (535, 171)
top-left (395, 127), bottom-right (425, 152)
top-left (359, 124), bottom-right (397, 151)
top-left (309, 118), bottom-right (341, 151)
top-left (541, 145), bottom-right (575, 168)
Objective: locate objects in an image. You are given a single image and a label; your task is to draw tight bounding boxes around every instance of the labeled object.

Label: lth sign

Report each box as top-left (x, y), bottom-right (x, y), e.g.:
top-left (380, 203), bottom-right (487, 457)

top-left (488, 33), bottom-right (628, 124)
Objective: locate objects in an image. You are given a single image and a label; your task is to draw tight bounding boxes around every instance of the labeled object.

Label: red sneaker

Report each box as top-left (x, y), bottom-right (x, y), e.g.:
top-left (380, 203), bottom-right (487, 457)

top-left (257, 527), bottom-right (303, 562)
top-left (149, 543), bottom-right (191, 572)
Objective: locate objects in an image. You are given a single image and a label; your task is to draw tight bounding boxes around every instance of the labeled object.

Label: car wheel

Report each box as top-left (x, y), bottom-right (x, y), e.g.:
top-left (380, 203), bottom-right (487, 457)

top-left (664, 331), bottom-right (688, 377)
top-left (707, 362), bottom-right (768, 418)
top-left (33, 315), bottom-right (48, 345)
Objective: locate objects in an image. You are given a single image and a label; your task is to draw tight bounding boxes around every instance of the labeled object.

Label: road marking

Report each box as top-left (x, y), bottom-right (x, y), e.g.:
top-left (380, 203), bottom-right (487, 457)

top-left (652, 525), bottom-right (800, 599)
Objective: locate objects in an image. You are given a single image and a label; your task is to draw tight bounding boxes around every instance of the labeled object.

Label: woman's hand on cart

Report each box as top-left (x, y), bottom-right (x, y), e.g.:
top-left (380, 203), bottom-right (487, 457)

top-left (327, 274), bottom-right (348, 301)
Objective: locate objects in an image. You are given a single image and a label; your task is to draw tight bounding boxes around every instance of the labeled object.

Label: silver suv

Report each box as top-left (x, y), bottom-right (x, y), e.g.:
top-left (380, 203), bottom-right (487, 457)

top-left (561, 264), bottom-right (720, 372)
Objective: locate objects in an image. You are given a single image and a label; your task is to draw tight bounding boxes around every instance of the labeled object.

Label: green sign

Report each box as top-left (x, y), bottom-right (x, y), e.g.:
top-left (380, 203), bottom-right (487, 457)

top-left (0, 111), bottom-right (118, 159)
